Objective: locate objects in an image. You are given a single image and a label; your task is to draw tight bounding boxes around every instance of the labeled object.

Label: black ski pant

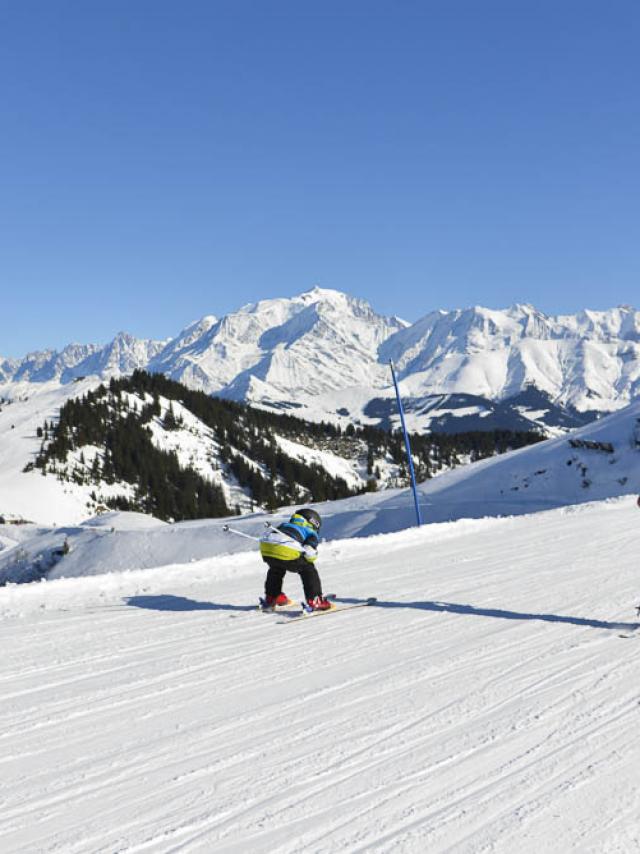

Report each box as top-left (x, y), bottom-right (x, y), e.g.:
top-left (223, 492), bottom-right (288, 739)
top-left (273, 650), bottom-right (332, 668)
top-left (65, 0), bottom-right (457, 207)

top-left (263, 557), bottom-right (322, 601)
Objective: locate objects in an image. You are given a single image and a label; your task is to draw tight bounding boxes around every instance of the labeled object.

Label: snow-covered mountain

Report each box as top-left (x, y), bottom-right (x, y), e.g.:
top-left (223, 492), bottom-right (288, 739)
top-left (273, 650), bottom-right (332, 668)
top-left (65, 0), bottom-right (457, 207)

top-left (9, 343), bottom-right (101, 383)
top-left (381, 303), bottom-right (640, 412)
top-left (68, 332), bottom-right (167, 380)
top-left (147, 287), bottom-right (406, 399)
top-left (3, 289), bottom-right (640, 433)
top-left (3, 333), bottom-right (165, 385)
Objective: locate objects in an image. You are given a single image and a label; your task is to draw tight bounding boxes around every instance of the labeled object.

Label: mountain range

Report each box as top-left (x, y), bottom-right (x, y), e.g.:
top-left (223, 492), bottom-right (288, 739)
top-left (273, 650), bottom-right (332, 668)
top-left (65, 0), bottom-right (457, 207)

top-left (3, 288), bottom-right (640, 434)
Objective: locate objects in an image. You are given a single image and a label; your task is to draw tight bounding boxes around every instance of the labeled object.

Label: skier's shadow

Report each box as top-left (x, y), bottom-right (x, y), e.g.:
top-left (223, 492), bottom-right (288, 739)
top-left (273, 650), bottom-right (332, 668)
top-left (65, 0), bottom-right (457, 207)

top-left (340, 597), bottom-right (639, 631)
top-left (125, 595), bottom-right (255, 613)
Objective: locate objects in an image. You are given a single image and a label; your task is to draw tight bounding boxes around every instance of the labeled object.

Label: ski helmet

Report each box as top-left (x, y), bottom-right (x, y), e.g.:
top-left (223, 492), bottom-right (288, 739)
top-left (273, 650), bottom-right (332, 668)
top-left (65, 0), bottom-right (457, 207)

top-left (296, 507), bottom-right (322, 531)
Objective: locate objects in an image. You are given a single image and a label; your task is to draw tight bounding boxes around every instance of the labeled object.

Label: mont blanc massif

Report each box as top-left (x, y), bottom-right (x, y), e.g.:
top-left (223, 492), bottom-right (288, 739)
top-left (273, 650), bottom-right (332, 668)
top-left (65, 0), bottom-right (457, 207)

top-left (3, 287), bottom-right (640, 428)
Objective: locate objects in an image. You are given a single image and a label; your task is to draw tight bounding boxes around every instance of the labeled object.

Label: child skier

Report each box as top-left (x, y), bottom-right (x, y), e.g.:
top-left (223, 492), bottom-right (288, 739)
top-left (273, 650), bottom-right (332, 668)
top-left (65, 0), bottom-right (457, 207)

top-left (259, 508), bottom-right (333, 611)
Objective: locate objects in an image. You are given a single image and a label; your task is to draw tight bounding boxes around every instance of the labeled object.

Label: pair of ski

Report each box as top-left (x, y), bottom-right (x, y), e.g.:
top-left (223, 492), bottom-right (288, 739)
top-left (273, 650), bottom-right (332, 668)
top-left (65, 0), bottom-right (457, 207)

top-left (258, 593), bottom-right (377, 624)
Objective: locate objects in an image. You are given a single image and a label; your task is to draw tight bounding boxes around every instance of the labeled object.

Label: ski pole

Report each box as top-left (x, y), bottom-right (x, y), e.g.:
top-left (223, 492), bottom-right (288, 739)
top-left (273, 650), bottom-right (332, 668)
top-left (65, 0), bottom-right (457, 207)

top-left (264, 522), bottom-right (282, 534)
top-left (222, 524), bottom-right (260, 542)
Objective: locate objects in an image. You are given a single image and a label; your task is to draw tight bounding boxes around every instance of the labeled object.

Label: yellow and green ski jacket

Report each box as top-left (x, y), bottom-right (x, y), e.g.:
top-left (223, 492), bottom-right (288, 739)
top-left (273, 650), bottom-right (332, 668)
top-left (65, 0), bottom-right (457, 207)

top-left (259, 515), bottom-right (319, 563)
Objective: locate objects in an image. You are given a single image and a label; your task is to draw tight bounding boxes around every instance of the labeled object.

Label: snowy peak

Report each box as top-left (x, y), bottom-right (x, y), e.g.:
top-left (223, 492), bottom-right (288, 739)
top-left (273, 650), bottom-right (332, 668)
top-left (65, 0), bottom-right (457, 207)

top-left (12, 343), bottom-right (101, 383)
top-left (0, 357), bottom-right (18, 383)
top-left (148, 288), bottom-right (406, 398)
top-left (4, 334), bottom-right (167, 385)
top-left (70, 332), bottom-right (166, 380)
top-left (3, 291), bottom-right (640, 433)
top-left (380, 303), bottom-right (640, 412)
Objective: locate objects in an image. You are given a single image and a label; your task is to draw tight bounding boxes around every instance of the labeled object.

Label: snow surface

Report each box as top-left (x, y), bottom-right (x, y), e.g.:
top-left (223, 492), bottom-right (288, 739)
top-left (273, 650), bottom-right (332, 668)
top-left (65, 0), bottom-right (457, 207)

top-left (0, 378), bottom-right (108, 525)
top-left (273, 434), bottom-right (372, 490)
top-left (2, 497), bottom-right (640, 852)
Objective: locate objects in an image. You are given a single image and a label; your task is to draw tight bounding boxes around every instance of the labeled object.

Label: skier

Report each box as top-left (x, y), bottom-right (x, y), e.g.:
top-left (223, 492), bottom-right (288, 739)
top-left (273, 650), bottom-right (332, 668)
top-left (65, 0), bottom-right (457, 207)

top-left (259, 508), bottom-right (333, 611)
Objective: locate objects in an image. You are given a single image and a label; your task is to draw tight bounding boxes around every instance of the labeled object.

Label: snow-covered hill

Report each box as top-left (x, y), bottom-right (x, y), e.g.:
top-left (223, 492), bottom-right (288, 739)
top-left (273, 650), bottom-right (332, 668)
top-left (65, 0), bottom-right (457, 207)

top-left (2, 497), bottom-right (640, 852)
top-left (2, 369), bottom-right (547, 529)
top-left (0, 376), bottom-right (363, 528)
top-left (2, 395), bottom-right (639, 583)
top-left (0, 378), bottom-right (108, 526)
top-left (3, 289), bottom-right (640, 434)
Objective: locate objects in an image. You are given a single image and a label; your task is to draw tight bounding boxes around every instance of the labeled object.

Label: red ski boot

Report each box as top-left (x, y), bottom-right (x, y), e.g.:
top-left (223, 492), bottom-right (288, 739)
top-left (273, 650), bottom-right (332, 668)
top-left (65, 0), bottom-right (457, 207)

top-left (306, 596), bottom-right (334, 612)
top-left (261, 593), bottom-right (293, 610)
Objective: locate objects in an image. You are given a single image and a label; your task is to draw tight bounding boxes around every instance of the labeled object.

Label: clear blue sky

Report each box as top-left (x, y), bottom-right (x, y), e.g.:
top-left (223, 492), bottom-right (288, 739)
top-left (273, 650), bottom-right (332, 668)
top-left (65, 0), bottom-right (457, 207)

top-left (1, 0), bottom-right (639, 356)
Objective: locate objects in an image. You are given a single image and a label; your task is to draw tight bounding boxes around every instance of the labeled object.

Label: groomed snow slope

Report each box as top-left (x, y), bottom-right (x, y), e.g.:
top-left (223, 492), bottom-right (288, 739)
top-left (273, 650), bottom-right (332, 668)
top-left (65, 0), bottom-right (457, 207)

top-left (2, 497), bottom-right (640, 853)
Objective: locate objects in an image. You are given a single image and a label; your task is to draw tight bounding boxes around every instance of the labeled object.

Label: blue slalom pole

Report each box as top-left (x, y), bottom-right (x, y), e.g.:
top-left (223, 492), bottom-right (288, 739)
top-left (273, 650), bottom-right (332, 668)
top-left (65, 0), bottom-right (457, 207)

top-left (389, 360), bottom-right (423, 527)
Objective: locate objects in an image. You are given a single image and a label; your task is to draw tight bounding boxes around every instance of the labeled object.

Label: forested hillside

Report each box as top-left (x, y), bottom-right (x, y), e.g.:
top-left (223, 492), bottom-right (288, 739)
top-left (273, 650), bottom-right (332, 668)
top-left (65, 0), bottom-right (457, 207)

top-left (28, 371), bottom-right (544, 521)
